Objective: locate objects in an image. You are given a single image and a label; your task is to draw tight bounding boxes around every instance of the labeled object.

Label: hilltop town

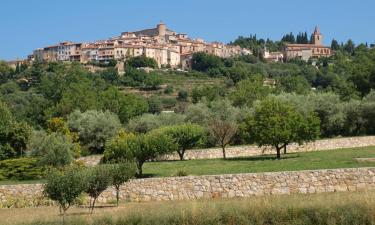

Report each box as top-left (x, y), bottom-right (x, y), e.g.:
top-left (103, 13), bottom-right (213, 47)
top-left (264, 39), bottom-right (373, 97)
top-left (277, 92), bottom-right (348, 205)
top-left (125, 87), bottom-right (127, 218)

top-left (30, 23), bottom-right (251, 69)
top-left (26, 24), bottom-right (334, 69)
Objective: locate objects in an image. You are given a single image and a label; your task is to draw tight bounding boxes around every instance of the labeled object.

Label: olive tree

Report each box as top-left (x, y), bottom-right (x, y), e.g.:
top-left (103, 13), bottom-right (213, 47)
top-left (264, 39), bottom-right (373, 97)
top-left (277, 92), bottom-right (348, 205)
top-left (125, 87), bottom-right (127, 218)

top-left (208, 99), bottom-right (240, 159)
top-left (244, 97), bottom-right (320, 159)
top-left (154, 124), bottom-right (205, 160)
top-left (44, 166), bottom-right (86, 217)
top-left (28, 130), bottom-right (76, 167)
top-left (67, 110), bottom-right (121, 153)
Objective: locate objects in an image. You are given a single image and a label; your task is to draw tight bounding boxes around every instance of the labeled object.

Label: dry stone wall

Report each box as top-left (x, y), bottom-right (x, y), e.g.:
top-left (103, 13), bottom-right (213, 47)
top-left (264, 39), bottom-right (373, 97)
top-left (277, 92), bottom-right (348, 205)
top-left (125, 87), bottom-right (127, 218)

top-left (1, 168), bottom-right (374, 206)
top-left (79, 136), bottom-right (375, 165)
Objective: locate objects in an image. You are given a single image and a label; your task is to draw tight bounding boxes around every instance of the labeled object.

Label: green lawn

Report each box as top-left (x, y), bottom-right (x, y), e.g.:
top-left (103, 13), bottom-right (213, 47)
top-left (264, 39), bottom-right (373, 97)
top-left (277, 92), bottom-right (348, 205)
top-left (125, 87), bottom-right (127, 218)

top-left (142, 146), bottom-right (375, 177)
top-left (1, 146), bottom-right (374, 185)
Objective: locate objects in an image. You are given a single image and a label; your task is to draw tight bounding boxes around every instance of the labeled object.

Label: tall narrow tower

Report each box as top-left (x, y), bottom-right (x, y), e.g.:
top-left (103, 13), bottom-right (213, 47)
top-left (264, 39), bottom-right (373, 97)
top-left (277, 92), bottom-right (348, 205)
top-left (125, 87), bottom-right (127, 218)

top-left (312, 26), bottom-right (323, 46)
top-left (157, 22), bottom-right (166, 37)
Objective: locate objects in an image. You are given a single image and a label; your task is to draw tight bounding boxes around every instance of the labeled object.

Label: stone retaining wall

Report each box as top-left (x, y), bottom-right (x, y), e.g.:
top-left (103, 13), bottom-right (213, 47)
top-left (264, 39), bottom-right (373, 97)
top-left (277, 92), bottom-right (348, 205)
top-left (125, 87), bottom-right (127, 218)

top-left (79, 136), bottom-right (375, 165)
top-left (1, 168), bottom-right (374, 206)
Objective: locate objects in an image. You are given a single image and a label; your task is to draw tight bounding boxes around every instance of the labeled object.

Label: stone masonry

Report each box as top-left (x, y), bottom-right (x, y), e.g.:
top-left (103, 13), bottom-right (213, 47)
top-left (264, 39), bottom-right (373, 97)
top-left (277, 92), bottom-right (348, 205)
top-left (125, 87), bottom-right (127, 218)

top-left (1, 168), bottom-right (374, 206)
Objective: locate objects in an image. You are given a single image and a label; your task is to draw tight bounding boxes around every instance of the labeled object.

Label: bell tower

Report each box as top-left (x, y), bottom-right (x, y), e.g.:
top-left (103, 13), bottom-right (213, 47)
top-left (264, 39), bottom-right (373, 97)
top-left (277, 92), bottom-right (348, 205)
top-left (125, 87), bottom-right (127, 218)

top-left (312, 26), bottom-right (323, 46)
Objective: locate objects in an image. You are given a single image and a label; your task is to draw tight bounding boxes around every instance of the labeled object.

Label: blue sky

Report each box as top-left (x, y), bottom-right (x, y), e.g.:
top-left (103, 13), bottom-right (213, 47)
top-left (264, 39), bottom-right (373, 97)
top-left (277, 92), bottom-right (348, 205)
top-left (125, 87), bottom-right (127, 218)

top-left (1, 0), bottom-right (374, 60)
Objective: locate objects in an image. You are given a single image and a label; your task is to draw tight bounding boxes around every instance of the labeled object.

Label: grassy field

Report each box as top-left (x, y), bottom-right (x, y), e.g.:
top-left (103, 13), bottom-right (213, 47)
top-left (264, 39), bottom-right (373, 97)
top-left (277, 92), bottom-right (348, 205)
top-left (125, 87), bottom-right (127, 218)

top-left (1, 191), bottom-right (374, 225)
top-left (0, 146), bottom-right (374, 185)
top-left (142, 147), bottom-right (375, 177)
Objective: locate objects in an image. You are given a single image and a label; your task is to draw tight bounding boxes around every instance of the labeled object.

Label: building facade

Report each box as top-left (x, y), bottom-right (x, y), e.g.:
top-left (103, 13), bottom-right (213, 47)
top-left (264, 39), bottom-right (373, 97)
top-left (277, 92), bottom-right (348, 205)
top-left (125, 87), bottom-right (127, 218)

top-left (31, 23), bottom-right (250, 68)
top-left (284, 27), bottom-right (332, 61)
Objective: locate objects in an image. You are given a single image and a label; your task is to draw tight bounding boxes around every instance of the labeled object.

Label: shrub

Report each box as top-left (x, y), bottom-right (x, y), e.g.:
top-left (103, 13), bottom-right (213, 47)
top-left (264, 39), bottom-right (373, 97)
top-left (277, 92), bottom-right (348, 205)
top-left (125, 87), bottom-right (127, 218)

top-left (28, 130), bottom-right (76, 167)
top-left (164, 85), bottom-right (174, 94)
top-left (0, 157), bottom-right (46, 180)
top-left (177, 90), bottom-right (188, 102)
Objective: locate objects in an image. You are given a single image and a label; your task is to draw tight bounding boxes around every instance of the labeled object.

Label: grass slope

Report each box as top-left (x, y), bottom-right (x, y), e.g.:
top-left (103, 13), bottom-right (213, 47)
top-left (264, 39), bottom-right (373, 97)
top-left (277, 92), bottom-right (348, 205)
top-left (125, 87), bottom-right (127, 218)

top-left (142, 146), bottom-right (375, 177)
top-left (1, 191), bottom-right (374, 225)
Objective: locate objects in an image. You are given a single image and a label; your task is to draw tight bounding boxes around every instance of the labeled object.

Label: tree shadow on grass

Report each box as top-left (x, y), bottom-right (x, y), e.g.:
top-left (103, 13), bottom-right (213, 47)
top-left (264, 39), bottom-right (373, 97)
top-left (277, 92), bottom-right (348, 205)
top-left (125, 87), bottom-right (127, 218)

top-left (135, 173), bottom-right (156, 179)
top-left (227, 154), bottom-right (300, 162)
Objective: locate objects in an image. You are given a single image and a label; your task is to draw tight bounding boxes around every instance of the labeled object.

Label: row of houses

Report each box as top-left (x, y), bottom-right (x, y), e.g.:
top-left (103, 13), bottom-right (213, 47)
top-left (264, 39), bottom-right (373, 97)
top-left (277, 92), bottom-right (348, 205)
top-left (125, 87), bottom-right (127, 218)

top-left (31, 23), bottom-right (251, 69)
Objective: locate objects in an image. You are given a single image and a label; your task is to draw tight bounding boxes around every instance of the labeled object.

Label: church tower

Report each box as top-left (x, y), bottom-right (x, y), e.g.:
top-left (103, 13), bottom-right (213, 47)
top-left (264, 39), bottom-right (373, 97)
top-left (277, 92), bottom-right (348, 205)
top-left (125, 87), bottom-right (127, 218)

top-left (312, 26), bottom-right (323, 46)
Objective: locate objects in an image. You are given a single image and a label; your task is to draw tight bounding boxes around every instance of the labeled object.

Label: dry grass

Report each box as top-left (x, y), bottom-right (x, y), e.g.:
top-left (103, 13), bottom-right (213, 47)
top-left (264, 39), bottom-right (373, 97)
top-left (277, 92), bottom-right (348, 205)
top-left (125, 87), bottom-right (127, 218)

top-left (1, 191), bottom-right (374, 225)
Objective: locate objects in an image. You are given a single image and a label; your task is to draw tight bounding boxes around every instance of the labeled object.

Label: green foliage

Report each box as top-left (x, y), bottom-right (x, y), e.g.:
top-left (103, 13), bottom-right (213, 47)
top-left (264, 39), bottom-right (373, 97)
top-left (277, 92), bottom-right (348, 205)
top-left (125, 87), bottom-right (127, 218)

top-left (147, 96), bottom-right (162, 114)
top-left (154, 123), bottom-right (205, 160)
top-left (0, 61), bottom-right (14, 84)
top-left (230, 76), bottom-right (271, 107)
top-left (0, 157), bottom-right (46, 180)
top-left (67, 110), bottom-right (122, 153)
top-left (84, 165), bottom-right (113, 213)
top-left (192, 52), bottom-right (224, 72)
top-left (44, 166), bottom-right (86, 215)
top-left (191, 85), bottom-right (225, 103)
top-left (164, 85), bottom-right (174, 94)
top-left (28, 131), bottom-right (76, 167)
top-left (109, 163), bottom-right (137, 206)
top-left (278, 75), bottom-right (311, 95)
top-left (98, 87), bottom-right (149, 124)
top-left (243, 97), bottom-right (320, 159)
top-left (127, 112), bottom-right (186, 134)
top-left (177, 90), bottom-right (188, 101)
top-left (126, 56), bottom-right (158, 69)
top-left (104, 131), bottom-right (176, 175)
top-left (121, 68), bottom-right (162, 89)
top-left (0, 101), bottom-right (32, 160)
top-left (207, 99), bottom-right (240, 159)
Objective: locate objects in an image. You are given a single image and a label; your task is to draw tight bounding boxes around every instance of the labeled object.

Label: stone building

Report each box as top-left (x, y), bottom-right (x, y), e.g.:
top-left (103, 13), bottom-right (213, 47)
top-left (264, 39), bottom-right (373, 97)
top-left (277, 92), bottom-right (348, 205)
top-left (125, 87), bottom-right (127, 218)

top-left (284, 26), bottom-right (332, 61)
top-left (31, 23), bottom-right (249, 68)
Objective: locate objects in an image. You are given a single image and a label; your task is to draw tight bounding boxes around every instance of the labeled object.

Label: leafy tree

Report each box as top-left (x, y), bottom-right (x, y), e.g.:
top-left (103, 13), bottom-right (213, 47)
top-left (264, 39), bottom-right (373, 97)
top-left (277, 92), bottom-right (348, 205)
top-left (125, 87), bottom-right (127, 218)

top-left (0, 61), bottom-right (14, 84)
top-left (147, 96), bottom-right (163, 114)
top-left (191, 85), bottom-right (225, 103)
top-left (118, 94), bottom-right (149, 124)
top-left (177, 90), bottom-right (188, 102)
top-left (155, 124), bottom-right (205, 160)
top-left (85, 165), bottom-right (113, 213)
top-left (208, 99), bottom-right (240, 159)
top-left (44, 166), bottom-right (86, 216)
top-left (99, 67), bottom-right (120, 84)
top-left (104, 131), bottom-right (176, 175)
top-left (0, 101), bottom-right (32, 160)
top-left (109, 162), bottom-right (137, 206)
top-left (344, 39), bottom-right (355, 55)
top-left (331, 39), bottom-right (340, 51)
top-left (243, 97), bottom-right (320, 159)
top-left (126, 56), bottom-right (158, 69)
top-left (28, 131), bottom-right (76, 167)
top-left (67, 110), bottom-right (122, 153)
top-left (278, 75), bottom-right (311, 95)
top-left (127, 113), bottom-right (186, 134)
top-left (192, 52), bottom-right (224, 72)
top-left (230, 76), bottom-right (270, 107)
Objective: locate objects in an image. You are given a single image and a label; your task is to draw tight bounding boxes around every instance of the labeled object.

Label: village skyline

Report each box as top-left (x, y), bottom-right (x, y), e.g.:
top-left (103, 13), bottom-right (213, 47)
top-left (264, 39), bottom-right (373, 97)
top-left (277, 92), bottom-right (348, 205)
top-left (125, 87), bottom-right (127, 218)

top-left (1, 0), bottom-right (375, 60)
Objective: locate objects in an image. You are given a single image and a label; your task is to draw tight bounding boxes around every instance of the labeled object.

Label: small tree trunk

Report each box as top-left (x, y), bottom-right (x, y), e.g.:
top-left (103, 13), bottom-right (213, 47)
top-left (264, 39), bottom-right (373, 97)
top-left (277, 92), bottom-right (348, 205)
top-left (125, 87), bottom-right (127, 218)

top-left (136, 161), bottom-right (144, 176)
top-left (177, 149), bottom-right (185, 161)
top-left (116, 186), bottom-right (120, 206)
top-left (91, 197), bottom-right (97, 214)
top-left (222, 145), bottom-right (227, 160)
top-left (283, 145), bottom-right (287, 154)
top-left (276, 147), bottom-right (281, 160)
